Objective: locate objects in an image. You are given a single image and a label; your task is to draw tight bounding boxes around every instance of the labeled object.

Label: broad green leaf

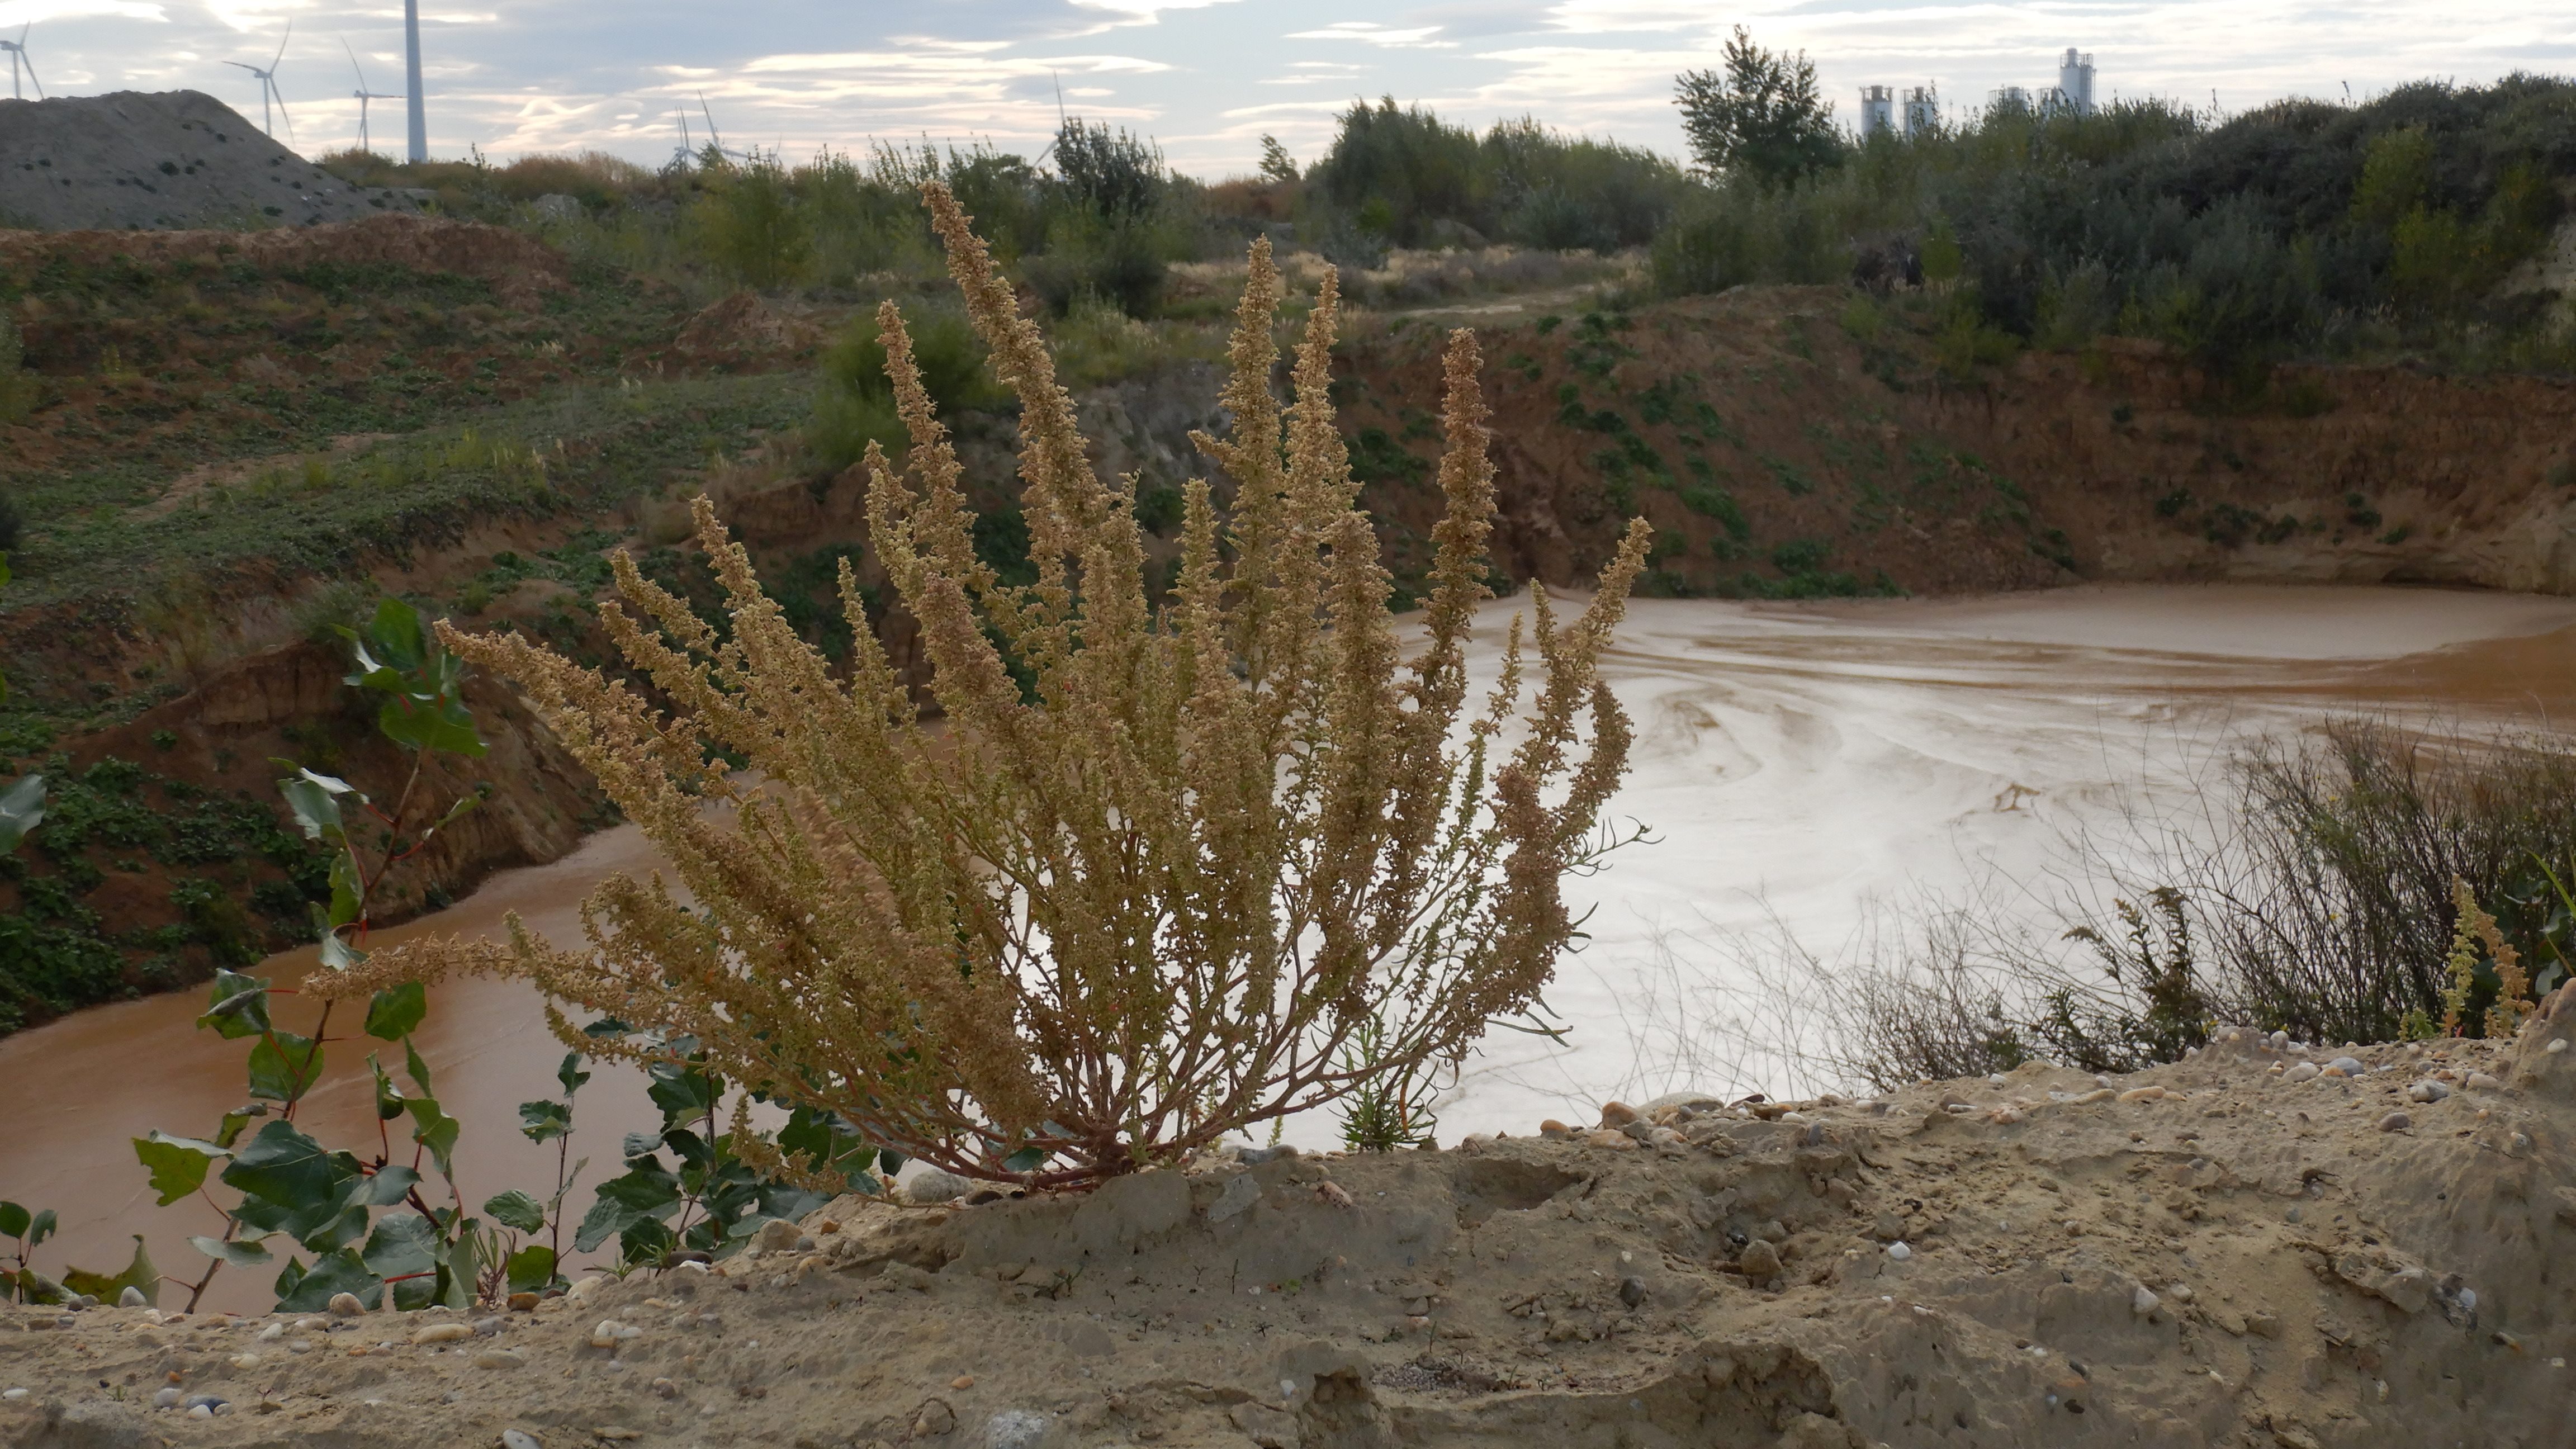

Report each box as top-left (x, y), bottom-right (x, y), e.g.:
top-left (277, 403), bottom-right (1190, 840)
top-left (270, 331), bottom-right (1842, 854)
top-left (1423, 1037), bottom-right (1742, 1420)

top-left (220, 1120), bottom-right (349, 1207)
top-left (0, 1201), bottom-right (27, 1239)
top-left (370, 1056), bottom-right (406, 1121)
top-left (519, 1099), bottom-right (572, 1144)
top-left (248, 1032), bottom-right (324, 1103)
top-left (26, 1209), bottom-right (53, 1248)
top-left (328, 852), bottom-right (364, 931)
top-left (274, 1247), bottom-right (381, 1313)
top-left (504, 1243), bottom-right (557, 1294)
top-left (443, 1228), bottom-right (482, 1311)
top-left (276, 771), bottom-right (352, 844)
top-left (573, 1165), bottom-right (682, 1253)
top-left (215, 1108), bottom-right (260, 1150)
top-left (0, 773), bottom-right (45, 853)
top-left (403, 1038), bottom-right (435, 1097)
top-left (360, 1211), bottom-right (442, 1282)
top-left (645, 1060), bottom-right (719, 1125)
top-left (557, 1053), bottom-right (590, 1097)
top-left (1002, 1145), bottom-right (1046, 1173)
top-left (318, 929), bottom-right (367, 972)
top-left (405, 1097), bottom-right (460, 1177)
top-left (482, 1190), bottom-right (547, 1235)
top-left (188, 1235), bottom-right (273, 1270)
top-left (363, 982), bottom-right (427, 1041)
top-left (429, 793), bottom-right (482, 835)
top-left (363, 1164), bottom-right (423, 1208)
top-left (197, 970), bottom-right (273, 1040)
top-left (60, 1235), bottom-right (157, 1307)
top-left (133, 1132), bottom-right (227, 1206)
top-left (378, 694), bottom-right (487, 757)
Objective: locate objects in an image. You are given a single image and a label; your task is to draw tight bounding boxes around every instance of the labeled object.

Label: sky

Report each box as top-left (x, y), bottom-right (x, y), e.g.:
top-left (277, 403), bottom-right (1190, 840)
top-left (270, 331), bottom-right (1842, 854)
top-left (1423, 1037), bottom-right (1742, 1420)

top-left (0, 0), bottom-right (2569, 177)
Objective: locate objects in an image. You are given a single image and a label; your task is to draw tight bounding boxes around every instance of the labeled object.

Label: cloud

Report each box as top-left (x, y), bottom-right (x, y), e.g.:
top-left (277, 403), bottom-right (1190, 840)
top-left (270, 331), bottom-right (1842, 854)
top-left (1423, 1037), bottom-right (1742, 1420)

top-left (1285, 21), bottom-right (1455, 46)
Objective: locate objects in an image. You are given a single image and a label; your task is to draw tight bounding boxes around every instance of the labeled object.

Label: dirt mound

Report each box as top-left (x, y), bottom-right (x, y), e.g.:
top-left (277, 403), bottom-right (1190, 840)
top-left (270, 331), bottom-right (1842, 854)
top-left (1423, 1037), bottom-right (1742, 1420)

top-left (0, 211), bottom-right (571, 305)
top-left (674, 290), bottom-right (825, 355)
top-left (0, 90), bottom-right (427, 231)
top-left (5, 1014), bottom-right (2566, 1446)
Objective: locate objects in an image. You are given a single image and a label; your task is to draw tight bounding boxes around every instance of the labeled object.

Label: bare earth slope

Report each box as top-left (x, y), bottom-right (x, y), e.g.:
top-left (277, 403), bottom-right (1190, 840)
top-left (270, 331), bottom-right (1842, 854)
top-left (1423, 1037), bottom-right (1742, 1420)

top-left (0, 91), bottom-right (424, 230)
top-left (10, 1001), bottom-right (2572, 1448)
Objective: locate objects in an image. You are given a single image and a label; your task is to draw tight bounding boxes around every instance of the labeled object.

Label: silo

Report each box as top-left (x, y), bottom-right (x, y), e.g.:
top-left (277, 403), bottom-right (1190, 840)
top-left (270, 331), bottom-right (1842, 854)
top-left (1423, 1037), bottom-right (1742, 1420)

top-left (1859, 85), bottom-right (1895, 136)
top-left (1901, 85), bottom-right (1939, 136)
top-left (2058, 49), bottom-right (2096, 113)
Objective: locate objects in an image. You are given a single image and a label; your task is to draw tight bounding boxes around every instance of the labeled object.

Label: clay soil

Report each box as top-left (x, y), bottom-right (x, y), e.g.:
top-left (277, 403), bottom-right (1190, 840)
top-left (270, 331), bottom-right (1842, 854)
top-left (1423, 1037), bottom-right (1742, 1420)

top-left (8, 1004), bottom-right (2572, 1449)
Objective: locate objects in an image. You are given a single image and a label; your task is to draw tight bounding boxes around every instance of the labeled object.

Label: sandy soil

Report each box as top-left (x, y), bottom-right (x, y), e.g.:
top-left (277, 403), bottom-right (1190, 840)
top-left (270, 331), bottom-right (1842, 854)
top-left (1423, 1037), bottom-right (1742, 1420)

top-left (10, 998), bottom-right (2572, 1449)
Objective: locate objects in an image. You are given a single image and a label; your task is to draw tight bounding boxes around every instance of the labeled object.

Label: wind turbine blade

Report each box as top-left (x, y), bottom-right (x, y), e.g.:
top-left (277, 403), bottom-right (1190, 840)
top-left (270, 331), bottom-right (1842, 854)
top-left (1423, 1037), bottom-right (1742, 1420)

top-left (345, 37), bottom-right (368, 89)
top-left (273, 19), bottom-right (290, 72)
top-left (222, 60), bottom-right (256, 73)
top-left (23, 55), bottom-right (38, 101)
top-left (275, 88), bottom-right (293, 142)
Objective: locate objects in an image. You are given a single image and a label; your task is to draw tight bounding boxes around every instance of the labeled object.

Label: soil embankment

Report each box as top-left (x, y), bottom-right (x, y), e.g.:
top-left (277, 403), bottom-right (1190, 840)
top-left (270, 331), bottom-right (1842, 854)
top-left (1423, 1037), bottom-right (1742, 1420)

top-left (7, 1012), bottom-right (2569, 1448)
top-left (0, 91), bottom-right (427, 231)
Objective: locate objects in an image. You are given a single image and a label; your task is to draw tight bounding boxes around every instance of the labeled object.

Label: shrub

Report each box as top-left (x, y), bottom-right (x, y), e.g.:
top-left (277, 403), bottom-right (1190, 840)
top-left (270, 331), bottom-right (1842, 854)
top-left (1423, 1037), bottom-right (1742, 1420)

top-left (808, 306), bottom-right (1001, 471)
top-left (367, 186), bottom-right (1652, 1187)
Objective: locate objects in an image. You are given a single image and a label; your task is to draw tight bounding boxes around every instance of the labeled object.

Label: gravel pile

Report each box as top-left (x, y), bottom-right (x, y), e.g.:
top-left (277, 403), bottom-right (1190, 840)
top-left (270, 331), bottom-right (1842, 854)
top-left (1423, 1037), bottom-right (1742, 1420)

top-left (0, 89), bottom-right (425, 231)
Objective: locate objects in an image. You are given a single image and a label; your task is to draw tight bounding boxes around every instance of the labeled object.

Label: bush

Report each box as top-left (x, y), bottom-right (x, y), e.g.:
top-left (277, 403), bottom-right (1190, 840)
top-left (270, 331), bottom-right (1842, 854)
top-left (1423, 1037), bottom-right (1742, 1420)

top-left (1819, 716), bottom-right (2576, 1088)
top-left (808, 306), bottom-right (1001, 471)
top-left (692, 151), bottom-right (812, 292)
top-left (1303, 100), bottom-right (1687, 254)
top-left (374, 188), bottom-right (1654, 1187)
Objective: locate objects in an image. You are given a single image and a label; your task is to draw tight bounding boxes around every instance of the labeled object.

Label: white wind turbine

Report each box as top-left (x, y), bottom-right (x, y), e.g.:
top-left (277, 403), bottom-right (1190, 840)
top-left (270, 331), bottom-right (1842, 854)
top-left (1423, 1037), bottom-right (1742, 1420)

top-left (344, 39), bottom-right (401, 154)
top-left (225, 21), bottom-right (294, 140)
top-left (0, 24), bottom-right (44, 101)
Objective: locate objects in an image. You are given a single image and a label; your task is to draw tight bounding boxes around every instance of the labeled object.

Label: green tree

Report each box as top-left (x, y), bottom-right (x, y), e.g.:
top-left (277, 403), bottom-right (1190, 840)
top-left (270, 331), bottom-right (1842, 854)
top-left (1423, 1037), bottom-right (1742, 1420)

top-left (1674, 28), bottom-right (1844, 185)
top-left (1258, 134), bottom-right (1300, 183)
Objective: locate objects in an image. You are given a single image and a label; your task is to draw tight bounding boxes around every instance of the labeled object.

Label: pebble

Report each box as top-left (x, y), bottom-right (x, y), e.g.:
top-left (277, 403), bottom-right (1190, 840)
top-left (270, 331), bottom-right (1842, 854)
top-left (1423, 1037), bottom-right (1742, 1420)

top-left (903, 1169), bottom-right (974, 1205)
top-left (590, 1319), bottom-right (643, 1348)
top-left (2132, 1286), bottom-right (2160, 1317)
top-left (500, 1431), bottom-right (544, 1449)
top-left (952, 1375), bottom-right (977, 1390)
top-left (226, 1353), bottom-right (260, 1370)
top-left (1584, 1129), bottom-right (1637, 1150)
top-left (2378, 1111), bottom-right (2413, 1132)
top-left (414, 1323), bottom-right (475, 1344)
top-left (472, 1317), bottom-right (505, 1337)
top-left (2468, 1072), bottom-right (2504, 1092)
top-left (2282, 1063), bottom-right (2321, 1083)
top-left (326, 1292), bottom-right (365, 1318)
top-left (473, 1350), bottom-right (526, 1370)
top-left (915, 1401), bottom-right (958, 1437)
top-left (2407, 1079), bottom-right (2451, 1103)
top-left (152, 1388), bottom-right (182, 1409)
top-left (1887, 1242), bottom-right (1912, 1262)
top-left (2, 1389), bottom-right (27, 1402)
top-left (1598, 1101), bottom-right (1639, 1127)
top-left (2327, 1055), bottom-right (2366, 1075)
top-left (257, 1323), bottom-right (285, 1342)
top-left (1739, 1240), bottom-right (1783, 1278)
top-left (507, 1292), bottom-right (541, 1311)
top-left (118, 1286), bottom-right (148, 1308)
top-left (2169, 1284), bottom-right (2195, 1304)
top-left (1238, 1145), bottom-right (1300, 1165)
top-left (2549, 1038), bottom-right (2568, 1054)
top-left (1208, 1173), bottom-right (1263, 1223)
top-left (984, 1409), bottom-right (1053, 1449)
top-left (1618, 1275), bottom-right (1648, 1308)
top-left (1537, 1119), bottom-right (1573, 1139)
top-left (2116, 1086), bottom-right (2166, 1103)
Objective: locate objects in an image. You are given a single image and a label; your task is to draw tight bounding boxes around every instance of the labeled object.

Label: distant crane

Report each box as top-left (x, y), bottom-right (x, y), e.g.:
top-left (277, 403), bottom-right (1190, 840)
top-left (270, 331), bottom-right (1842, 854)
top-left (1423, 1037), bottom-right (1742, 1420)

top-left (1, 24), bottom-right (44, 101)
top-left (225, 21), bottom-right (294, 140)
top-left (344, 39), bottom-right (401, 154)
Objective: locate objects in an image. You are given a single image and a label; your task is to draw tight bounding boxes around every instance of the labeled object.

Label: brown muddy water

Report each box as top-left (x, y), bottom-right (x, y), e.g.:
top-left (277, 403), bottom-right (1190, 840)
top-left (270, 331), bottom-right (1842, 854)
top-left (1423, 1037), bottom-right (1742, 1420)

top-left (7, 583), bottom-right (2576, 1313)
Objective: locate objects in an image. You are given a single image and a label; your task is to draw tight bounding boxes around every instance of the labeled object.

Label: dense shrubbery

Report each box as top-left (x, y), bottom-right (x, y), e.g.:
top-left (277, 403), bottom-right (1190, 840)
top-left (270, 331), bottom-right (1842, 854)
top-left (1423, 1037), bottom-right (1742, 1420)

top-left (1654, 76), bottom-right (2576, 375)
top-left (1300, 100), bottom-right (1689, 257)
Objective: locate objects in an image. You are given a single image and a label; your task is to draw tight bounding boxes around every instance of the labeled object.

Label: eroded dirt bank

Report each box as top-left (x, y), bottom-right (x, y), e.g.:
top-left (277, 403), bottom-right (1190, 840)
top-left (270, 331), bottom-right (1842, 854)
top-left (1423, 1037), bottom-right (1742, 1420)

top-left (11, 1000), bottom-right (2572, 1449)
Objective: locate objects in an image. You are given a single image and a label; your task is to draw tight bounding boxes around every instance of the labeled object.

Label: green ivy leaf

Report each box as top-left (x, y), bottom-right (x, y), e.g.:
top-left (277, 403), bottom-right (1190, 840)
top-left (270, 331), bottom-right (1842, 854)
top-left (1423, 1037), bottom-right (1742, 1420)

top-left (274, 1247), bottom-right (381, 1313)
top-left (197, 970), bottom-right (273, 1040)
top-left (482, 1190), bottom-right (547, 1235)
top-left (248, 1033), bottom-right (324, 1103)
top-left (188, 1235), bottom-right (274, 1270)
top-left (132, 1131), bottom-right (228, 1206)
top-left (363, 982), bottom-right (427, 1042)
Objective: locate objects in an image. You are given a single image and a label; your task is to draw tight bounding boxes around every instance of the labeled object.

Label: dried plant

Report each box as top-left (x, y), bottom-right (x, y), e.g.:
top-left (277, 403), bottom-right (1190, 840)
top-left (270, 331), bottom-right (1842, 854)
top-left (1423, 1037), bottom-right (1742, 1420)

top-left (346, 182), bottom-right (1651, 1188)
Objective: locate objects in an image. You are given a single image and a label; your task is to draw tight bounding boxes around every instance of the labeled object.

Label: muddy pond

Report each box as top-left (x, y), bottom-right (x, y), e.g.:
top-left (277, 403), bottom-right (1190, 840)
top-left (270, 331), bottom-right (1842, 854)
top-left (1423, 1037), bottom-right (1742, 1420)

top-left (9, 583), bottom-right (2576, 1313)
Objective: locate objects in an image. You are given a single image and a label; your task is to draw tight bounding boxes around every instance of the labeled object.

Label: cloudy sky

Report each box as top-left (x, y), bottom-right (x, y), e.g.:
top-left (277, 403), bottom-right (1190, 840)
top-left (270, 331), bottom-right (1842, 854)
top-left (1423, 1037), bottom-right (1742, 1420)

top-left (1, 0), bottom-right (2568, 176)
